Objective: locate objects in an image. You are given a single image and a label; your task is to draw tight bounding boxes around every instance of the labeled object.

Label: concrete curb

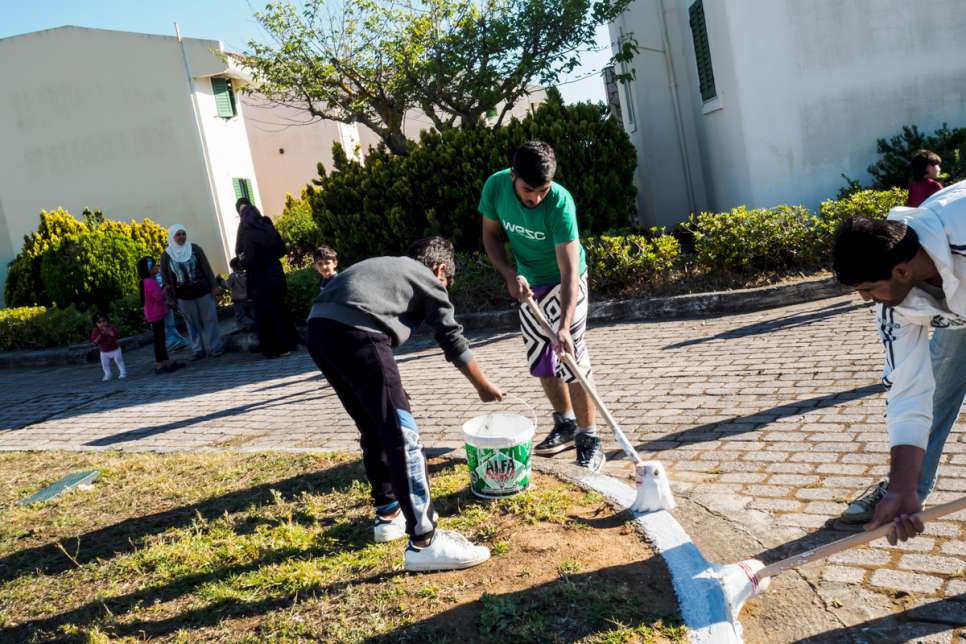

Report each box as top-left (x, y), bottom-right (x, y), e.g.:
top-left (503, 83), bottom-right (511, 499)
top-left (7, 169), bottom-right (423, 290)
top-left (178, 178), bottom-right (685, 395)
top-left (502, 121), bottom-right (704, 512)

top-left (457, 275), bottom-right (846, 331)
top-left (532, 457), bottom-right (742, 643)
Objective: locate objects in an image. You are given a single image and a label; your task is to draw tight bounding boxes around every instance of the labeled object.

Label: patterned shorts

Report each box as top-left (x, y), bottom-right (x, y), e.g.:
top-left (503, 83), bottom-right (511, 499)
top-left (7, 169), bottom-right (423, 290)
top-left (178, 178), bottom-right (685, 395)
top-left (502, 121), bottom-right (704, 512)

top-left (518, 273), bottom-right (591, 383)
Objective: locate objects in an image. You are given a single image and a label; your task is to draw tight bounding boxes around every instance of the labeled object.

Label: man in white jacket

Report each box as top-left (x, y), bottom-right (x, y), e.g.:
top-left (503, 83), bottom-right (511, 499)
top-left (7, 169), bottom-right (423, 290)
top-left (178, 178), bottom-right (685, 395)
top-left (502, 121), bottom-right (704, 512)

top-left (832, 181), bottom-right (966, 543)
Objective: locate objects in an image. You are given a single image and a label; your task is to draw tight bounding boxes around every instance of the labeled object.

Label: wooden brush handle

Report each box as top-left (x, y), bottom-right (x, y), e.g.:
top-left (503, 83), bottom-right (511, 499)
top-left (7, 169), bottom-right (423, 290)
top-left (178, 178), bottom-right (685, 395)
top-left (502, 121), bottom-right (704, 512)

top-left (523, 297), bottom-right (641, 464)
top-left (757, 495), bottom-right (966, 579)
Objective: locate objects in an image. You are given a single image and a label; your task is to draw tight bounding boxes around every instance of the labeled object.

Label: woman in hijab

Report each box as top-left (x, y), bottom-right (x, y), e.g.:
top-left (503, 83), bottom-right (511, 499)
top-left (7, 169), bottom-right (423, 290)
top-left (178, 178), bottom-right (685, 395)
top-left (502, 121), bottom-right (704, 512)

top-left (160, 224), bottom-right (225, 359)
top-left (235, 199), bottom-right (298, 358)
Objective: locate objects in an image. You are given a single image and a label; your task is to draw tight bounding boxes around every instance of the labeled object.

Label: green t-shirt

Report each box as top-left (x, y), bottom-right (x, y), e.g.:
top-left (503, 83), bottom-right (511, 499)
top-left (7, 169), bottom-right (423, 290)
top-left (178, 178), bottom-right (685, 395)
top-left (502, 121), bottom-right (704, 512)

top-left (478, 168), bottom-right (587, 285)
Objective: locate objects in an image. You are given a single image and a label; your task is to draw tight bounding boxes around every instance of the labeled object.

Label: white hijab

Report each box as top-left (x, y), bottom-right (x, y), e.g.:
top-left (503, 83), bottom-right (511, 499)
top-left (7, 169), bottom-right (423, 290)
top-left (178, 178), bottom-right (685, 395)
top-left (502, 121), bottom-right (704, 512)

top-left (166, 224), bottom-right (193, 263)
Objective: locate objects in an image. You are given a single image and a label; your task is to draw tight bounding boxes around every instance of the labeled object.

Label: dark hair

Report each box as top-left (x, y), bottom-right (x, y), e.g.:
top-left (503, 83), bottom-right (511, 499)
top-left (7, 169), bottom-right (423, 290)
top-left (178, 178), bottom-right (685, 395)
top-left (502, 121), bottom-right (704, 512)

top-left (229, 257), bottom-right (241, 271)
top-left (313, 245), bottom-right (338, 262)
top-left (93, 311), bottom-right (108, 324)
top-left (136, 256), bottom-right (155, 306)
top-left (833, 217), bottom-right (920, 285)
top-left (235, 197), bottom-right (253, 214)
top-left (910, 149), bottom-right (941, 181)
top-left (406, 236), bottom-right (456, 281)
top-left (512, 140), bottom-right (556, 187)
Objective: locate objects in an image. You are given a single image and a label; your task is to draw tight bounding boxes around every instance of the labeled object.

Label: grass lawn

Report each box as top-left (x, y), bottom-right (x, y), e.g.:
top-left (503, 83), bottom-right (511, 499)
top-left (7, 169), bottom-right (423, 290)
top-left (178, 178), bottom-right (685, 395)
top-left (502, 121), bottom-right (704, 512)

top-left (0, 451), bottom-right (683, 643)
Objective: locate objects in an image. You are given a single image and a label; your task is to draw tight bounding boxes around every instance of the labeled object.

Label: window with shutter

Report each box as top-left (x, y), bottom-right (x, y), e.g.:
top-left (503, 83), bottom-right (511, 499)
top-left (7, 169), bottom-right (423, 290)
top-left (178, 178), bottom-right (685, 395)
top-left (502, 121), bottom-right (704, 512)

top-left (689, 1), bottom-right (717, 102)
top-left (212, 77), bottom-right (237, 118)
top-left (232, 178), bottom-right (252, 201)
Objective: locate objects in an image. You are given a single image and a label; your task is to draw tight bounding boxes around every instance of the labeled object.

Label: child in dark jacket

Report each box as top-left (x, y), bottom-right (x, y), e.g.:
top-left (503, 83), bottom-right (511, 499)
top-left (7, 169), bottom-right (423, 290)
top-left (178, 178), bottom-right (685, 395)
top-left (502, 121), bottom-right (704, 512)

top-left (91, 313), bottom-right (126, 381)
top-left (220, 257), bottom-right (255, 329)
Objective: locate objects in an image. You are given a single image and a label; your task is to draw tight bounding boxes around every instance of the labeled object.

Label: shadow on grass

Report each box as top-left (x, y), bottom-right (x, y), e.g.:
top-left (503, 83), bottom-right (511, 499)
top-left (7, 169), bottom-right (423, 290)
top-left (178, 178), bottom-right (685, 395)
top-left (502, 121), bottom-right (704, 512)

top-left (0, 458), bottom-right (367, 586)
top-left (367, 560), bottom-right (680, 644)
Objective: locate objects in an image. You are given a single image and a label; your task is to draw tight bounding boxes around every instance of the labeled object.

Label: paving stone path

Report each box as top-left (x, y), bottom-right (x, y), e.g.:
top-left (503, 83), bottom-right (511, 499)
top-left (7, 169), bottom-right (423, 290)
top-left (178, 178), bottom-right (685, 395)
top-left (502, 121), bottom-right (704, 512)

top-left (3, 294), bottom-right (965, 641)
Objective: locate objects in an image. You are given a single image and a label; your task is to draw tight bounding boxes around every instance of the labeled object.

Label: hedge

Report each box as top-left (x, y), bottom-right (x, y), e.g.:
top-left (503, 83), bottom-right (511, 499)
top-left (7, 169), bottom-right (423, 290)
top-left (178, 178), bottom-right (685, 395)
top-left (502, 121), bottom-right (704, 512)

top-left (865, 124), bottom-right (966, 190)
top-left (0, 306), bottom-right (90, 351)
top-left (5, 209), bottom-right (167, 310)
top-left (304, 88), bottom-right (638, 264)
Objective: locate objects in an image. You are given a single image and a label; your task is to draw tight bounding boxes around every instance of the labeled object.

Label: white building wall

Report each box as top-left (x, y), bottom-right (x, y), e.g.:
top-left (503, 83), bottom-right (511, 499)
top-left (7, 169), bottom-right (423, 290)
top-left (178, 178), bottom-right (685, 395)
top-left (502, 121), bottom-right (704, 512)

top-left (0, 26), bottom-right (255, 303)
top-left (613, 0), bottom-right (966, 223)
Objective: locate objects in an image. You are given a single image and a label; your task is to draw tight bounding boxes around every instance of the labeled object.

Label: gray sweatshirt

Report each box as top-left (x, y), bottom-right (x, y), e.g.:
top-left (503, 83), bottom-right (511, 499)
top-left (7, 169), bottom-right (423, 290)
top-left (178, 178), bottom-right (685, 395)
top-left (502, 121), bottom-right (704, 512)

top-left (308, 256), bottom-right (473, 367)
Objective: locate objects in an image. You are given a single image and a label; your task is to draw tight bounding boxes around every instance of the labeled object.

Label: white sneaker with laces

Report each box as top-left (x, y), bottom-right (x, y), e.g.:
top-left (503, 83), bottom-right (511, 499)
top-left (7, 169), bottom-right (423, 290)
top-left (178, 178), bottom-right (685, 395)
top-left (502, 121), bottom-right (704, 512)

top-left (404, 530), bottom-right (490, 572)
top-left (373, 511), bottom-right (406, 543)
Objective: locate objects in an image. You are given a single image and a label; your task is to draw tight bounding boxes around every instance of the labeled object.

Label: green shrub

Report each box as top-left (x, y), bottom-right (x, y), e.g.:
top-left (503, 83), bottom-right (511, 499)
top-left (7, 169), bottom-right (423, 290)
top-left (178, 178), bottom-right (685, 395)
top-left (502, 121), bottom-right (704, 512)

top-left (285, 266), bottom-right (319, 323)
top-left (865, 124), bottom-right (966, 189)
top-left (0, 305), bottom-right (91, 351)
top-left (276, 190), bottom-right (322, 267)
top-left (584, 230), bottom-right (681, 291)
top-left (108, 293), bottom-right (148, 338)
top-left (5, 209), bottom-right (166, 308)
top-left (449, 252), bottom-right (514, 313)
top-left (816, 188), bottom-right (908, 238)
top-left (309, 88), bottom-right (637, 263)
top-left (688, 205), bottom-right (819, 273)
top-left (5, 208), bottom-right (87, 306)
top-left (40, 231), bottom-right (143, 311)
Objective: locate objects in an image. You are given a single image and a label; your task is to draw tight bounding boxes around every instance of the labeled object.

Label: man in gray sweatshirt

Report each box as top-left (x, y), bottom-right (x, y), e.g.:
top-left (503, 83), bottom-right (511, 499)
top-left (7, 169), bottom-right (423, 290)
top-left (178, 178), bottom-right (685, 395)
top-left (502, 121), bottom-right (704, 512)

top-left (307, 236), bottom-right (503, 572)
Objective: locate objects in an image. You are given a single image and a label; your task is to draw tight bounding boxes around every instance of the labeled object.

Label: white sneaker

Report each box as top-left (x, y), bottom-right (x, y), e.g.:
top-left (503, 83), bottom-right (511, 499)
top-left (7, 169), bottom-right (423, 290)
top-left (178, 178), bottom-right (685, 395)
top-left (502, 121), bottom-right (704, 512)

top-left (118, 373), bottom-right (127, 380)
top-left (374, 511), bottom-right (407, 543)
top-left (101, 374), bottom-right (111, 381)
top-left (404, 530), bottom-right (490, 572)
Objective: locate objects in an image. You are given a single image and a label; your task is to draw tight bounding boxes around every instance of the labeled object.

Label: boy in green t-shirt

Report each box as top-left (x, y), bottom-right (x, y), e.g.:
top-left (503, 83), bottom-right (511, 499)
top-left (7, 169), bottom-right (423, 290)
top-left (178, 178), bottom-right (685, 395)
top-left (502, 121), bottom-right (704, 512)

top-left (479, 141), bottom-right (603, 471)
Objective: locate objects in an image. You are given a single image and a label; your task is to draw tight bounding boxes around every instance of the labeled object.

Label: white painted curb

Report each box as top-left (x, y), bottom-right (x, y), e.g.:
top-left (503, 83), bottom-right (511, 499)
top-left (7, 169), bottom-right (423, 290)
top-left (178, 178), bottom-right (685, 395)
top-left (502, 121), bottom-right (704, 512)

top-left (561, 468), bottom-right (743, 644)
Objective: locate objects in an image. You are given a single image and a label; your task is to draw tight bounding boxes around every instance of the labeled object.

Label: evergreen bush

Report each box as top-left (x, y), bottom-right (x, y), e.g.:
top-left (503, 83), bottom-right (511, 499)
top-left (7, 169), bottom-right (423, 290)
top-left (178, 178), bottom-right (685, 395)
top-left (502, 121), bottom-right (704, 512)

top-left (308, 89), bottom-right (637, 263)
top-left (866, 124), bottom-right (966, 189)
top-left (276, 189), bottom-right (322, 267)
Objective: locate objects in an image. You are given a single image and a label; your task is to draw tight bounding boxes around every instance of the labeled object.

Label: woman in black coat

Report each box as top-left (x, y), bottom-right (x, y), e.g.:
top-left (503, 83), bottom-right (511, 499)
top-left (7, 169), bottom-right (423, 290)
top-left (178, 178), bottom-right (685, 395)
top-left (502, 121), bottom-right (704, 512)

top-left (235, 199), bottom-right (299, 358)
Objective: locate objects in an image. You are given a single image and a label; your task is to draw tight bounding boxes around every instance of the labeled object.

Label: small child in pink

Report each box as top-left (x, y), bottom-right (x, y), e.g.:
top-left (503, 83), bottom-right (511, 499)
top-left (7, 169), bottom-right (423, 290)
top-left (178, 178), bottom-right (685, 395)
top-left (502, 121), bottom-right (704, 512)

top-left (138, 256), bottom-right (184, 375)
top-left (90, 313), bottom-right (126, 381)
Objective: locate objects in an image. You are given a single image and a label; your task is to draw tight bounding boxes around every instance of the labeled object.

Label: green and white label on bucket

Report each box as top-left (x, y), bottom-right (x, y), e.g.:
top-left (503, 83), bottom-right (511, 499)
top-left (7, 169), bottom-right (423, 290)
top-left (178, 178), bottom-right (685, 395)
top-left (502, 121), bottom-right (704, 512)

top-left (466, 442), bottom-right (531, 497)
top-left (462, 410), bottom-right (536, 499)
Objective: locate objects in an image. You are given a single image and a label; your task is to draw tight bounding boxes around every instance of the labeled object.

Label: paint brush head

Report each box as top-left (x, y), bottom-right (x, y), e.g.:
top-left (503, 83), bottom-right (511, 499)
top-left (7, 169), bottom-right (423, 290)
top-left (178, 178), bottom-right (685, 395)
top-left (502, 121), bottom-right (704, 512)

top-left (632, 460), bottom-right (677, 512)
top-left (714, 558), bottom-right (769, 624)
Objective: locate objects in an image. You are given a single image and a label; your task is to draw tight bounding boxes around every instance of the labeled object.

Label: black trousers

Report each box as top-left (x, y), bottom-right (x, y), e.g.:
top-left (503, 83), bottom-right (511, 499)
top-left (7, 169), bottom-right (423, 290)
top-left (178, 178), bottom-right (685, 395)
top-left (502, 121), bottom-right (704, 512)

top-left (150, 319), bottom-right (168, 363)
top-left (250, 267), bottom-right (298, 357)
top-left (307, 317), bottom-right (437, 539)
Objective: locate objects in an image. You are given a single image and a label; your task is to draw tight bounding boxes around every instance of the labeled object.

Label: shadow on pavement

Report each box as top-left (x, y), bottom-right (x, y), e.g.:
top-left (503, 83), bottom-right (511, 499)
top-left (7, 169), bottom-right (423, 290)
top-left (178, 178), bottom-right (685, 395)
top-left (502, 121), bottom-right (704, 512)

top-left (662, 300), bottom-right (870, 350)
top-left (636, 383), bottom-right (882, 453)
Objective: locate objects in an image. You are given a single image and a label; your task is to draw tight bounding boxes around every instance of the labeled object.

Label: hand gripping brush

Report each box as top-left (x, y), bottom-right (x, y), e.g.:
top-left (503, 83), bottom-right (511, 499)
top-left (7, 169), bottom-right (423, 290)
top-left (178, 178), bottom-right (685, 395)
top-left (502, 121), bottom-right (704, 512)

top-left (713, 495), bottom-right (966, 638)
top-left (524, 296), bottom-right (673, 513)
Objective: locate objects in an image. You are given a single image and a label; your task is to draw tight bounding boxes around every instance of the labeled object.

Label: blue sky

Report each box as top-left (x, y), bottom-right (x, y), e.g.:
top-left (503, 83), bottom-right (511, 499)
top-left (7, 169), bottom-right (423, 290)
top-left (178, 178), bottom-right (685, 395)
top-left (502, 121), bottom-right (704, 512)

top-left (1, 0), bottom-right (611, 104)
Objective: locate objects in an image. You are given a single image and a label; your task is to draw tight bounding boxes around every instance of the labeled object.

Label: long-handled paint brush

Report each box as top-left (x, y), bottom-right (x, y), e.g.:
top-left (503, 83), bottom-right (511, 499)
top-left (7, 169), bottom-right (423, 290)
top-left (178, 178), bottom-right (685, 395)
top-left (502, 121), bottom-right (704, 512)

top-left (523, 296), bottom-right (671, 513)
top-left (715, 495), bottom-right (966, 631)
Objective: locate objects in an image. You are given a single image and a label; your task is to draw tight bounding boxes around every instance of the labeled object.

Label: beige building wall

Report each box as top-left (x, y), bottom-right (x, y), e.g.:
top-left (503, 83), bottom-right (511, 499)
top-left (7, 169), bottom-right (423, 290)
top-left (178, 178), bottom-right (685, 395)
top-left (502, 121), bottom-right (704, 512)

top-left (0, 26), bottom-right (261, 303)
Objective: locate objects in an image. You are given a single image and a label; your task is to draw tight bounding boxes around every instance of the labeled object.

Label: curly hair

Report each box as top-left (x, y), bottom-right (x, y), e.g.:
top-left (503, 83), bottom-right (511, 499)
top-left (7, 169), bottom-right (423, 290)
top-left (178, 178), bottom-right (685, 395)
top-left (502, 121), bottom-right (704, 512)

top-left (406, 236), bottom-right (456, 280)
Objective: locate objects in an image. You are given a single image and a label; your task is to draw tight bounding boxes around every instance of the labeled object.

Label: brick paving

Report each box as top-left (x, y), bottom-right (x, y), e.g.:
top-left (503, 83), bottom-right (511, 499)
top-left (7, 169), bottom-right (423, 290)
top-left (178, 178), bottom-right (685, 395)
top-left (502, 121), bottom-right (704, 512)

top-left (3, 293), bottom-right (966, 640)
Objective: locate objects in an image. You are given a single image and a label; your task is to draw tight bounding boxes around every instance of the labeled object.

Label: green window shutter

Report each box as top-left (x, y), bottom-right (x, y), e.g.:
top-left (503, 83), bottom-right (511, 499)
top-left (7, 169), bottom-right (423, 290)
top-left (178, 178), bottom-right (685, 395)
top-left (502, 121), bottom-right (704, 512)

top-left (689, 1), bottom-right (717, 102)
top-left (212, 77), bottom-right (237, 117)
top-left (232, 178), bottom-right (253, 201)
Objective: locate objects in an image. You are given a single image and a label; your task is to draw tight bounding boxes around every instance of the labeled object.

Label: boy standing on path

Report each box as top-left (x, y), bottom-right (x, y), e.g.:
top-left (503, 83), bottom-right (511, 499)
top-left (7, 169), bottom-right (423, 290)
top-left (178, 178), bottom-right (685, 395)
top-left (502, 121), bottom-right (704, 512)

top-left (832, 181), bottom-right (966, 543)
top-left (307, 236), bottom-right (503, 571)
top-left (480, 141), bottom-right (604, 472)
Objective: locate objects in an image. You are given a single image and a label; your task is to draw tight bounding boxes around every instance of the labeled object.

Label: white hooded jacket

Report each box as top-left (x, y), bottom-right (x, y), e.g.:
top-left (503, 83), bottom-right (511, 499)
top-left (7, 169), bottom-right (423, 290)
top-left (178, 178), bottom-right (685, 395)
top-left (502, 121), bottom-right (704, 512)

top-left (879, 180), bottom-right (966, 449)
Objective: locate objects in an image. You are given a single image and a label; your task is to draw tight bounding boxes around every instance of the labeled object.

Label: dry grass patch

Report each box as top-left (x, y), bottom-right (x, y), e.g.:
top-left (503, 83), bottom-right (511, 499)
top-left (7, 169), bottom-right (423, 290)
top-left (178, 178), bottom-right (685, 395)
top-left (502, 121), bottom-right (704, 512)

top-left (0, 451), bottom-right (682, 642)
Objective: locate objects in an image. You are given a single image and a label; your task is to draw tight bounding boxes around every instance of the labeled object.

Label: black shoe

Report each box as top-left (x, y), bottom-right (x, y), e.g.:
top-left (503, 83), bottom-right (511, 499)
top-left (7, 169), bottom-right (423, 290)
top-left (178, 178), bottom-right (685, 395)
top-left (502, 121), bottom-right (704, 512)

top-left (575, 433), bottom-right (605, 472)
top-left (534, 413), bottom-right (577, 455)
